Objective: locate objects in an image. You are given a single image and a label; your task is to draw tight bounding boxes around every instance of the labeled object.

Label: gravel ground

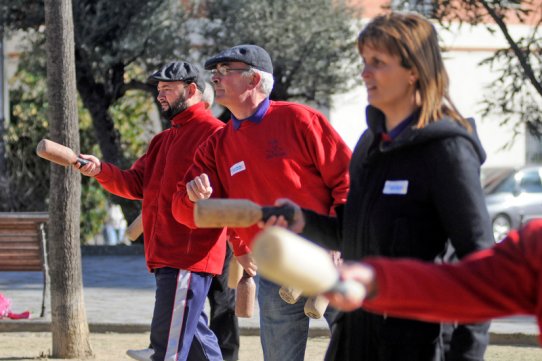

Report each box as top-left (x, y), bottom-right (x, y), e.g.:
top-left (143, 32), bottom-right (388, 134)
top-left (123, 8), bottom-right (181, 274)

top-left (0, 332), bottom-right (539, 360)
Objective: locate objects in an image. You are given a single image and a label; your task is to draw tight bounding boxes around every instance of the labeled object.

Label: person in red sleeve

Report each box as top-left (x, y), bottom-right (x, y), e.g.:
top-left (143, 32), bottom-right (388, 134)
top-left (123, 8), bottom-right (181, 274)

top-left (325, 219), bottom-right (542, 346)
top-left (75, 61), bottom-right (227, 361)
top-left (171, 45), bottom-right (352, 361)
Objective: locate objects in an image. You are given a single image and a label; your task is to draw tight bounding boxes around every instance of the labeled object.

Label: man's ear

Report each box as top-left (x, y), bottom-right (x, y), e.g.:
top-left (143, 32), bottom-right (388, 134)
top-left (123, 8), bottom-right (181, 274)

top-left (247, 71), bottom-right (261, 90)
top-left (186, 82), bottom-right (198, 97)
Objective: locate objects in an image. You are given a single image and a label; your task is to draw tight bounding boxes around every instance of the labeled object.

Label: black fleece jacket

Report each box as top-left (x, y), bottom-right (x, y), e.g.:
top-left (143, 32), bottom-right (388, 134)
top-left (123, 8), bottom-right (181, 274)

top-left (302, 106), bottom-right (495, 361)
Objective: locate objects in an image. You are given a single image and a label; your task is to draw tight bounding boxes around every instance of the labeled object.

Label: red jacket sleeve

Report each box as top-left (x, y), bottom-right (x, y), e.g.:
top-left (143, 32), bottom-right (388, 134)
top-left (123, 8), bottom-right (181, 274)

top-left (94, 155), bottom-right (146, 200)
top-left (304, 112), bottom-right (351, 212)
top-left (363, 221), bottom-right (542, 323)
top-left (227, 229), bottom-right (251, 256)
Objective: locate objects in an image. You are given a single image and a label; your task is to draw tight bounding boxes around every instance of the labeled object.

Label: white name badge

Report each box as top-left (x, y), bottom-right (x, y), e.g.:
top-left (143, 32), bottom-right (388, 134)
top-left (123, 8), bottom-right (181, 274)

top-left (230, 161), bottom-right (246, 176)
top-left (383, 180), bottom-right (408, 195)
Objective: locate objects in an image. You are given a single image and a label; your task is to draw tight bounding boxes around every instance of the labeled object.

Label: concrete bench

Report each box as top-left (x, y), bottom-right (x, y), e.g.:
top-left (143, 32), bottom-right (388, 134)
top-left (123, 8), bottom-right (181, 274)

top-left (0, 212), bottom-right (49, 317)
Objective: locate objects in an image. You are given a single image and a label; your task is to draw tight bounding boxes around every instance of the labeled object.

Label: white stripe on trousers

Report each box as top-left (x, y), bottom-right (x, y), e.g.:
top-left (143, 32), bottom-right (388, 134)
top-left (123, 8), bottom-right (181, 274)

top-left (165, 269), bottom-right (191, 361)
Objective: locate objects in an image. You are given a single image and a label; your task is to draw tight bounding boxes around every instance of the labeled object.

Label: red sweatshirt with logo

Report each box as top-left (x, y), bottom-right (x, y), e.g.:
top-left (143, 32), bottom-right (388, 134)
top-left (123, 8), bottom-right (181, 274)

top-left (363, 219), bottom-right (542, 344)
top-left (172, 100), bottom-right (352, 255)
top-left (94, 102), bottom-right (228, 274)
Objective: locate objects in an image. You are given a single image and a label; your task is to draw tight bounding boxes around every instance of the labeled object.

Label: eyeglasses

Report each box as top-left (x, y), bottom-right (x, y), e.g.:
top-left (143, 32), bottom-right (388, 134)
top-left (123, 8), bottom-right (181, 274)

top-left (209, 64), bottom-right (252, 76)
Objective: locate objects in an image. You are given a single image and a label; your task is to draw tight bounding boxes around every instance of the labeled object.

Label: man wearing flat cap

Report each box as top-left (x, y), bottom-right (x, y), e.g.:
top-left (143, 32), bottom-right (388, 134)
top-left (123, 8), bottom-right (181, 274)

top-left (172, 45), bottom-right (352, 361)
top-left (75, 61), bottom-right (234, 361)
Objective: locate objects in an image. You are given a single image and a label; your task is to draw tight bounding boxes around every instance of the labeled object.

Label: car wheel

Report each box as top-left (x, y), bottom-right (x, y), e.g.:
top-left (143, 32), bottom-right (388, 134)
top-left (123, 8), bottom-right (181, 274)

top-left (492, 214), bottom-right (511, 242)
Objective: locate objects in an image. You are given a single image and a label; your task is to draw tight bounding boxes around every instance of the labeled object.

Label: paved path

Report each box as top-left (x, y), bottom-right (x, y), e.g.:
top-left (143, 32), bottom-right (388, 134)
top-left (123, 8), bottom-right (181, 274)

top-left (0, 253), bottom-right (539, 345)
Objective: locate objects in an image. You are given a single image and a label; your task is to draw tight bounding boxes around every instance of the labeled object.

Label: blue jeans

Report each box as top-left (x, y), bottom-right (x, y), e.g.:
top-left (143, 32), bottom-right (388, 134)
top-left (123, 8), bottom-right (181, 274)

top-left (258, 276), bottom-right (336, 361)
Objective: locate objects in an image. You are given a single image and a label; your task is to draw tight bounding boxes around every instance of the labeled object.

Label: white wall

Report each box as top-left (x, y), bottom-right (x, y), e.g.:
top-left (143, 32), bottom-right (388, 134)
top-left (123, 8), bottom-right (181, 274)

top-left (445, 50), bottom-right (525, 168)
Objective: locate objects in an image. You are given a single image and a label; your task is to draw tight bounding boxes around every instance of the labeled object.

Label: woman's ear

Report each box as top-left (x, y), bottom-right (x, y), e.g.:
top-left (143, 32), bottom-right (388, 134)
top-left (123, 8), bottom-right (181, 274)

top-left (409, 69), bottom-right (419, 86)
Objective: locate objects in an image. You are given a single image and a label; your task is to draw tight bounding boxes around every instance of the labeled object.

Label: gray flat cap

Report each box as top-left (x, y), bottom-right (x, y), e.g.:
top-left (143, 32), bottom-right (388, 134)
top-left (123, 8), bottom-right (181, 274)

top-left (204, 45), bottom-right (273, 74)
top-left (149, 61), bottom-right (205, 91)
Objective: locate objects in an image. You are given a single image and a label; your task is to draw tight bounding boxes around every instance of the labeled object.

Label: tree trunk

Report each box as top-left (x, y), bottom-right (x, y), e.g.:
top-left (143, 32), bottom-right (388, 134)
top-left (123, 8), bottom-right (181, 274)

top-left (44, 0), bottom-right (93, 358)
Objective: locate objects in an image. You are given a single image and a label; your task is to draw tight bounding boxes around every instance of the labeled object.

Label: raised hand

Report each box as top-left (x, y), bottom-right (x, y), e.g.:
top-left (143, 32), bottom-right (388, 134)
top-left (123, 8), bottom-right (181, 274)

top-left (186, 173), bottom-right (213, 202)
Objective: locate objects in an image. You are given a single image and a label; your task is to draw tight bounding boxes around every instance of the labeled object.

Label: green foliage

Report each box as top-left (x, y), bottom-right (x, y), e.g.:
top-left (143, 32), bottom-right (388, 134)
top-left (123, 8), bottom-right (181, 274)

top-left (196, 0), bottom-right (361, 105)
top-left (72, 0), bottom-right (193, 88)
top-left (479, 42), bottom-right (542, 136)
top-left (0, 0), bottom-right (44, 30)
top-left (2, 0), bottom-right (192, 67)
top-left (3, 47), bottom-right (49, 212)
top-left (109, 89), bottom-right (158, 161)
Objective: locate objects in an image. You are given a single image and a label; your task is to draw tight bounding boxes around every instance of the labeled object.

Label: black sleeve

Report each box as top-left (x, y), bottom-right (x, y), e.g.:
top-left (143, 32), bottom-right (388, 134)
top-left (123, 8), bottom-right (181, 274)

top-left (300, 205), bottom-right (343, 251)
top-left (428, 137), bottom-right (495, 258)
top-left (429, 136), bottom-right (493, 360)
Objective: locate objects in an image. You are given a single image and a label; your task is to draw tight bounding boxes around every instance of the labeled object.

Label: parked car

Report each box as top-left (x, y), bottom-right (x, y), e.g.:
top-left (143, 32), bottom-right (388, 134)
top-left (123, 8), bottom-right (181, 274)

top-left (484, 166), bottom-right (542, 242)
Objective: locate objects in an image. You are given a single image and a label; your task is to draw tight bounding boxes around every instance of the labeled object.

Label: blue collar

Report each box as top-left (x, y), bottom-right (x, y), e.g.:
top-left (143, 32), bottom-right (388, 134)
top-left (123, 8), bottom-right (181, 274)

top-left (231, 98), bottom-right (270, 130)
top-left (386, 109), bottom-right (419, 140)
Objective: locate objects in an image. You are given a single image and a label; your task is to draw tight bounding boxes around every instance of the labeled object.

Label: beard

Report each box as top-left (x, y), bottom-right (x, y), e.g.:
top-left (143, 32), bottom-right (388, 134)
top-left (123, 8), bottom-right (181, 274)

top-left (161, 93), bottom-right (188, 120)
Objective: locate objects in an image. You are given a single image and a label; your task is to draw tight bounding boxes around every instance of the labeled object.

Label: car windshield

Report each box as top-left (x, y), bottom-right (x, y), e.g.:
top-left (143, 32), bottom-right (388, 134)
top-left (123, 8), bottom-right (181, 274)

top-left (518, 169), bottom-right (542, 193)
top-left (483, 168), bottom-right (515, 195)
top-left (490, 174), bottom-right (516, 194)
top-left (485, 167), bottom-right (542, 195)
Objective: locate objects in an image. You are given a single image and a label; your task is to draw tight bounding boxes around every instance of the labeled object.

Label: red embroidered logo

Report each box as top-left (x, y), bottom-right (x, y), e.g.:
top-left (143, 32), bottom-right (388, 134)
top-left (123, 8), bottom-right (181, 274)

top-left (266, 140), bottom-right (287, 159)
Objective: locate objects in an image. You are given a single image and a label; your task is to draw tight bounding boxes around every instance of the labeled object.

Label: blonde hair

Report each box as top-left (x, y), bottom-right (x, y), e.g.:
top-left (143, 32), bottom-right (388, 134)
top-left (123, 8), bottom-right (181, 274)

top-left (358, 12), bottom-right (470, 131)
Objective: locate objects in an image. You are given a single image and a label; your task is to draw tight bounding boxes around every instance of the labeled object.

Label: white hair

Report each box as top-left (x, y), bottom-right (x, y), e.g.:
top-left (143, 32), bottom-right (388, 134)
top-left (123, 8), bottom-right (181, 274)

top-left (243, 68), bottom-right (274, 97)
top-left (202, 82), bottom-right (214, 109)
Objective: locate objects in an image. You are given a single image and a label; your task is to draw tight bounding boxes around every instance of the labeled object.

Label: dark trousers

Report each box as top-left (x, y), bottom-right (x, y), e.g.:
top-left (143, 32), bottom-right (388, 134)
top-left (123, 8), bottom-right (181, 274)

top-left (325, 310), bottom-right (444, 361)
top-left (150, 268), bottom-right (222, 361)
top-left (148, 251), bottom-right (239, 361)
top-left (208, 246), bottom-right (240, 361)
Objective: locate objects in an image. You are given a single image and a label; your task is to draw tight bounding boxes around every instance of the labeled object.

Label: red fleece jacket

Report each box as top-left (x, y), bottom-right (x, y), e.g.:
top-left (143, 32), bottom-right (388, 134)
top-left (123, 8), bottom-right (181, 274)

top-left (172, 100), bottom-right (351, 255)
top-left (364, 219), bottom-right (542, 344)
top-left (95, 102), bottom-right (229, 274)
